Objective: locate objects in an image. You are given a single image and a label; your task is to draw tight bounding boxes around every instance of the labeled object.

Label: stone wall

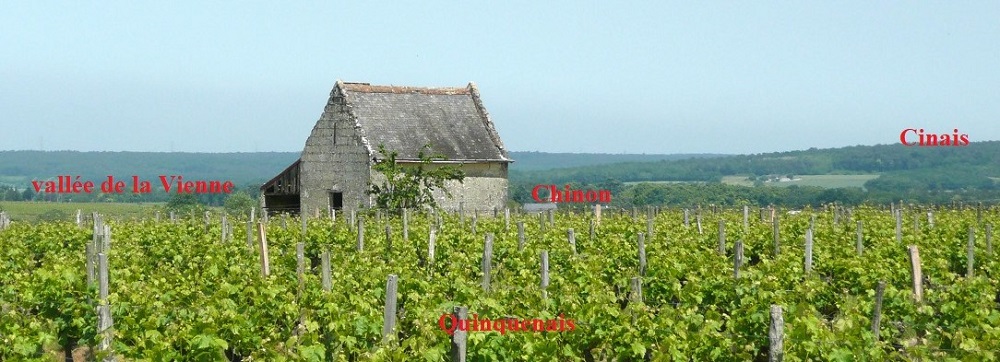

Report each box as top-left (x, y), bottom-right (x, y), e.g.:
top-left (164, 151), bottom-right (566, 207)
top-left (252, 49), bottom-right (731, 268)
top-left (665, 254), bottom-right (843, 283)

top-left (299, 95), bottom-right (372, 215)
top-left (368, 162), bottom-right (508, 212)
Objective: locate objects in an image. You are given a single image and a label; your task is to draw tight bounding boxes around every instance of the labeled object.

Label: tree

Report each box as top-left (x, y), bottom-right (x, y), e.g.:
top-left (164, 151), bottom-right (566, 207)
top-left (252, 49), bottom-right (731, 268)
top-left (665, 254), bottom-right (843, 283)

top-left (224, 191), bottom-right (257, 216)
top-left (1, 186), bottom-right (20, 201)
top-left (21, 188), bottom-right (34, 201)
top-left (165, 193), bottom-right (204, 216)
top-left (367, 144), bottom-right (464, 211)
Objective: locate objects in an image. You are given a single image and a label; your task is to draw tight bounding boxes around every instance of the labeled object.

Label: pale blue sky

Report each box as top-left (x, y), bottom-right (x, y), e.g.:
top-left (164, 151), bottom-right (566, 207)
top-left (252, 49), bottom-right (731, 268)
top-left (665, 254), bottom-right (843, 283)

top-left (2, 1), bottom-right (998, 154)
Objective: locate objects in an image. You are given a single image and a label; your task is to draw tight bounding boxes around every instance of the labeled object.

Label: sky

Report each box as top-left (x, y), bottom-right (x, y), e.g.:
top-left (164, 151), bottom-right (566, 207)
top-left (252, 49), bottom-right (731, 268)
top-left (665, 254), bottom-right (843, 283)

top-left (2, 1), bottom-right (998, 155)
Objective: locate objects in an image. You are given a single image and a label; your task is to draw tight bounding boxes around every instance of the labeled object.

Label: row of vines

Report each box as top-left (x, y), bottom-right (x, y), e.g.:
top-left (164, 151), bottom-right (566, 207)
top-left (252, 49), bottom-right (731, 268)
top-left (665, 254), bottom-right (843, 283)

top-left (1, 206), bottom-right (999, 361)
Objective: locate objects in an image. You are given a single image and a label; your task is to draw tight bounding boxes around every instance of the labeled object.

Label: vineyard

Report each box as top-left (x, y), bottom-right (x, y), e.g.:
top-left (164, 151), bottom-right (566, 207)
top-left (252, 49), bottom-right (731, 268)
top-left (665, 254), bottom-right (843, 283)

top-left (1, 205), bottom-right (999, 361)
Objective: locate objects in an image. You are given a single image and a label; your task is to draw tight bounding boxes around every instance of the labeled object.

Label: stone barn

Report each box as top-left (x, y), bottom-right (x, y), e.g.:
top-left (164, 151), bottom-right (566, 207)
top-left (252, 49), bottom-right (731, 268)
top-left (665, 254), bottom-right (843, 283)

top-left (260, 80), bottom-right (512, 215)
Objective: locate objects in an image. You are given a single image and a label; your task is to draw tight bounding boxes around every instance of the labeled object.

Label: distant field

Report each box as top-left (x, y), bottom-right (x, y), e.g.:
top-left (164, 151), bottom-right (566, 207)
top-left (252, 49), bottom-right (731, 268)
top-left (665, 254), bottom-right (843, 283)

top-left (623, 180), bottom-right (707, 185)
top-left (722, 174), bottom-right (880, 189)
top-left (0, 201), bottom-right (163, 222)
top-left (510, 152), bottom-right (727, 171)
top-left (623, 175), bottom-right (879, 189)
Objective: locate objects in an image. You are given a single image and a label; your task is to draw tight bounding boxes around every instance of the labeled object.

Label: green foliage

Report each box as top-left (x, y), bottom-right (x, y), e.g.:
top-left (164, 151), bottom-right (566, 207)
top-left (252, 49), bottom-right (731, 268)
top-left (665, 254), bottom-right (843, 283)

top-left (21, 188), bottom-right (34, 202)
top-left (2, 206), bottom-right (999, 359)
top-left (223, 191), bottom-right (256, 217)
top-left (0, 201), bottom-right (156, 222)
top-left (367, 144), bottom-right (464, 211)
top-left (0, 186), bottom-right (23, 201)
top-left (35, 209), bottom-right (68, 223)
top-left (164, 193), bottom-right (204, 215)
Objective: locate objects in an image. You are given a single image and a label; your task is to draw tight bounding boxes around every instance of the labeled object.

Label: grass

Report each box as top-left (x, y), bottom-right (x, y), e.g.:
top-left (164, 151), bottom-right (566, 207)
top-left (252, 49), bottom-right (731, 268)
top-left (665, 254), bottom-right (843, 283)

top-left (0, 201), bottom-right (164, 222)
top-left (722, 174), bottom-right (880, 189)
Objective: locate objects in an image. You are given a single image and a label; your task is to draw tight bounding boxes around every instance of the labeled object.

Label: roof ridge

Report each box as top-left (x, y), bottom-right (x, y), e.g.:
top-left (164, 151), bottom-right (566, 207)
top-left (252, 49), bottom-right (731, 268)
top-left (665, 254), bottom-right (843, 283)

top-left (468, 82), bottom-right (512, 162)
top-left (340, 82), bottom-right (470, 95)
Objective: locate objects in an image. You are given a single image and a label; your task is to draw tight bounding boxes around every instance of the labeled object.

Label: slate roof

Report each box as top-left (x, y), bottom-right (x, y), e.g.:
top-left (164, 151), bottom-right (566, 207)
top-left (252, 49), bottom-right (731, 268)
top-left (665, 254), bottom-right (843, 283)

top-left (337, 81), bottom-right (512, 163)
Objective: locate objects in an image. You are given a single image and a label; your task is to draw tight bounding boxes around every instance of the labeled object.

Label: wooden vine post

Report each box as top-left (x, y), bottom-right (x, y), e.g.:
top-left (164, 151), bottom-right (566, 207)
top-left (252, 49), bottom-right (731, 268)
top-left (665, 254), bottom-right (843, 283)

top-left (540, 250), bottom-right (549, 299)
top-left (385, 225), bottom-right (393, 261)
top-left (450, 306), bottom-right (468, 362)
top-left (908, 245), bottom-right (923, 302)
top-left (589, 219), bottom-right (595, 241)
top-left (856, 221), bottom-right (864, 256)
top-left (403, 208), bottom-right (409, 242)
top-left (321, 249), bottom-right (332, 292)
top-left (258, 223), bottom-right (271, 277)
top-left (967, 226), bottom-right (976, 278)
top-left (872, 281), bottom-right (886, 341)
top-left (630, 277), bottom-right (643, 304)
top-left (717, 220), bottom-right (726, 255)
top-left (637, 233), bottom-right (647, 277)
top-left (296, 242), bottom-right (305, 287)
top-left (568, 228), bottom-right (577, 255)
top-left (382, 274), bottom-right (399, 343)
top-left (804, 229), bottom-right (814, 275)
top-left (504, 208), bottom-right (510, 231)
top-left (743, 205), bottom-right (749, 231)
top-left (734, 240), bottom-right (744, 279)
top-left (773, 216), bottom-right (781, 256)
top-left (895, 210), bottom-right (902, 243)
top-left (357, 216), bottom-right (365, 252)
top-left (987, 223), bottom-right (994, 255)
top-left (769, 305), bottom-right (784, 362)
top-left (97, 252), bottom-right (114, 362)
top-left (482, 234), bottom-right (494, 291)
top-left (517, 222), bottom-right (525, 251)
top-left (696, 209), bottom-right (703, 234)
top-left (428, 229), bottom-right (437, 266)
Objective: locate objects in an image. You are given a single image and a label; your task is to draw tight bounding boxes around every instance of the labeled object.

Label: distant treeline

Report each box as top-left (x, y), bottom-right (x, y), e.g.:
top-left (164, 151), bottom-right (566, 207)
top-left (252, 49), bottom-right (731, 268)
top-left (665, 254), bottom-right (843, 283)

top-left (510, 141), bottom-right (1000, 207)
top-left (0, 150), bottom-right (299, 185)
top-left (3, 142), bottom-right (999, 208)
top-left (0, 184), bottom-right (260, 206)
top-left (513, 141), bottom-right (1000, 186)
top-left (511, 181), bottom-right (1000, 208)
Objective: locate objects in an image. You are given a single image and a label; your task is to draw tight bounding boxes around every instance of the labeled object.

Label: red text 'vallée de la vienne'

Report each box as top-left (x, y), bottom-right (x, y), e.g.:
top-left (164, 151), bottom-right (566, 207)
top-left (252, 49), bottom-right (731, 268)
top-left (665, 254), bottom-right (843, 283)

top-left (31, 175), bottom-right (234, 194)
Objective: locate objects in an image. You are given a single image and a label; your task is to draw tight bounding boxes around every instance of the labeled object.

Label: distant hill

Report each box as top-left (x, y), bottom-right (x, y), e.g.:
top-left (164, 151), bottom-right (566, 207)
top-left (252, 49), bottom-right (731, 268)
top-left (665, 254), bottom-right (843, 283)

top-left (508, 151), bottom-right (726, 171)
top-left (508, 141), bottom-right (1000, 206)
top-left (4, 143), bottom-right (997, 189)
top-left (0, 151), bottom-right (300, 189)
top-left (0, 150), bottom-right (721, 189)
top-left (512, 141), bottom-right (1000, 185)
top-left (4, 142), bottom-right (998, 207)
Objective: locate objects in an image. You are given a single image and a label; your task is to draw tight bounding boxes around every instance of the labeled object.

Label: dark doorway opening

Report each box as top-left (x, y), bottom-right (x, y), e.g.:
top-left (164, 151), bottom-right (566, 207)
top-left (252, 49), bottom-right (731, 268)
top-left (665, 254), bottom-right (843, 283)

top-left (329, 191), bottom-right (343, 211)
